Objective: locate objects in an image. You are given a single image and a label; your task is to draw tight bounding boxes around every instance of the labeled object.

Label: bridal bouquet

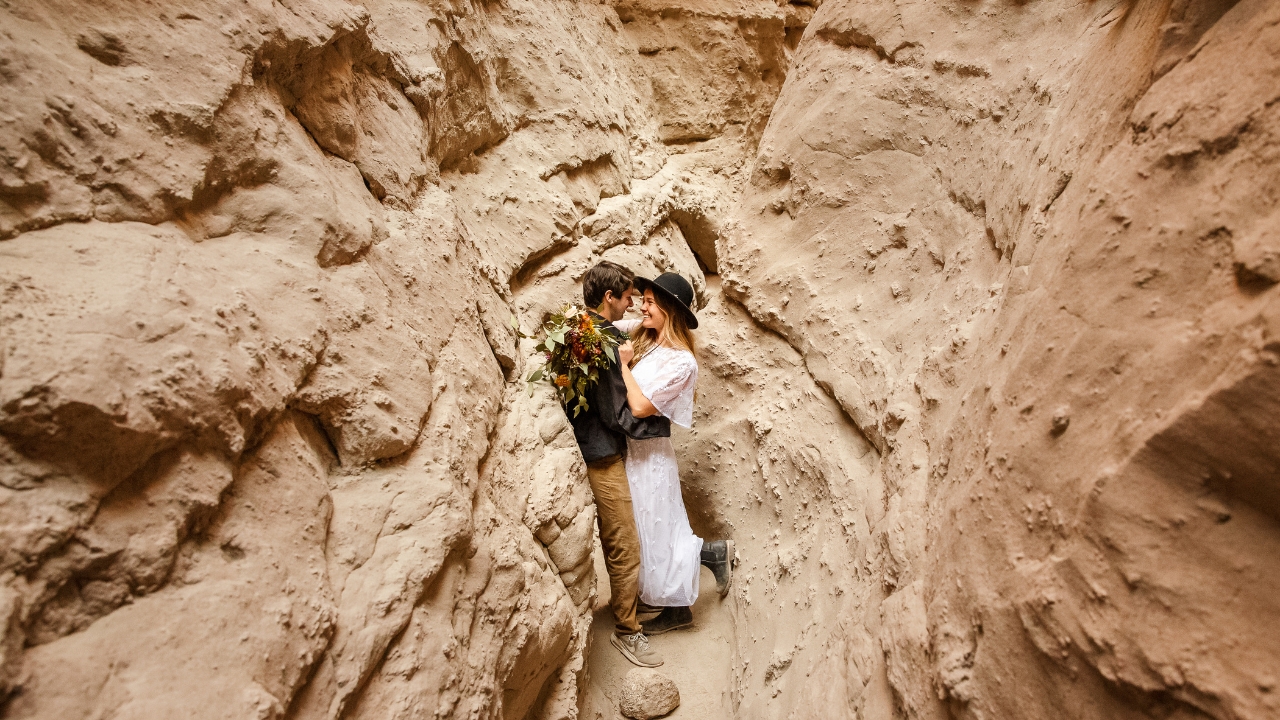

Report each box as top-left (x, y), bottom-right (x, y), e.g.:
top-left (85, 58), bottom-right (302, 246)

top-left (519, 305), bottom-right (620, 416)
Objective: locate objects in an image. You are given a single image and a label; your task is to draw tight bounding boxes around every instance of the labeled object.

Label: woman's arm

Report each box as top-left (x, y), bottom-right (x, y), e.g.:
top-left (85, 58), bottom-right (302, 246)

top-left (617, 341), bottom-right (658, 418)
top-left (620, 364), bottom-right (659, 418)
top-left (613, 317), bottom-right (641, 335)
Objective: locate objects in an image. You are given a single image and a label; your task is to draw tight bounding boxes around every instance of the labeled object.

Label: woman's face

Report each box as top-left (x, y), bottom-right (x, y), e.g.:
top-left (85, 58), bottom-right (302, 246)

top-left (640, 289), bottom-right (667, 332)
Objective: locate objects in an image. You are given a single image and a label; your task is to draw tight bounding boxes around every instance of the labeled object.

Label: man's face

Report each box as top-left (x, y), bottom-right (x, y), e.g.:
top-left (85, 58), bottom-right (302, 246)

top-left (601, 285), bottom-right (636, 321)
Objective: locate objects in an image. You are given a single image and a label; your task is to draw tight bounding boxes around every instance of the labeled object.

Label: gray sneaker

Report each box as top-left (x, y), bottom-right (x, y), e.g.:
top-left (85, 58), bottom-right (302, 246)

top-left (610, 632), bottom-right (663, 668)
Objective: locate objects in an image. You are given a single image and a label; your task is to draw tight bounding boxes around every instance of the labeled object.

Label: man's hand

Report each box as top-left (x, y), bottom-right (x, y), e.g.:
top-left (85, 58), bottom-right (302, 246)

top-left (618, 340), bottom-right (634, 366)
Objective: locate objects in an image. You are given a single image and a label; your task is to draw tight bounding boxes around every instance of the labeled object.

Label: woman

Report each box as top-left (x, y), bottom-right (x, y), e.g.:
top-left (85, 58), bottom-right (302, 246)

top-left (616, 272), bottom-right (732, 635)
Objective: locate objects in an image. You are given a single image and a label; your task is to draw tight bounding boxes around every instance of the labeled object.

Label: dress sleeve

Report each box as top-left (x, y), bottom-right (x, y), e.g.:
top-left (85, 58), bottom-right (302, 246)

top-left (613, 318), bottom-right (641, 335)
top-left (644, 351), bottom-right (698, 428)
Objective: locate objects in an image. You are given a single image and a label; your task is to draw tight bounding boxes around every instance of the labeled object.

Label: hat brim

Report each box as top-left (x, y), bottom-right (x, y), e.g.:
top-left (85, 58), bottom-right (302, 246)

top-left (634, 276), bottom-right (699, 330)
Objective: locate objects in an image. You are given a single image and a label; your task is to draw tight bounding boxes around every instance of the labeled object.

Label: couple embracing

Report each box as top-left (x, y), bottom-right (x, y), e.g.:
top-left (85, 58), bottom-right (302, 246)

top-left (566, 261), bottom-right (732, 668)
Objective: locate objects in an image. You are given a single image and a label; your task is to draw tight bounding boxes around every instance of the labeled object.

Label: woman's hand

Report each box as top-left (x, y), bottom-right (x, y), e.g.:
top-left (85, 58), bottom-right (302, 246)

top-left (618, 340), bottom-right (634, 366)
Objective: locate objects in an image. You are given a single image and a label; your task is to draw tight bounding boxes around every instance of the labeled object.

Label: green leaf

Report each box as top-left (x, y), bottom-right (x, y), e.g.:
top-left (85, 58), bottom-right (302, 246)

top-left (604, 344), bottom-right (616, 363)
top-left (527, 366), bottom-right (544, 383)
top-left (509, 314), bottom-right (521, 331)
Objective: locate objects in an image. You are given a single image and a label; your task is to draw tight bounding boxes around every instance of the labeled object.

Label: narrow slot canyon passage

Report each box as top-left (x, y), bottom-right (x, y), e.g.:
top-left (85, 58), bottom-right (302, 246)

top-left (575, 273), bottom-right (886, 720)
top-left (2, 1), bottom-right (1279, 719)
top-left (582, 558), bottom-right (737, 719)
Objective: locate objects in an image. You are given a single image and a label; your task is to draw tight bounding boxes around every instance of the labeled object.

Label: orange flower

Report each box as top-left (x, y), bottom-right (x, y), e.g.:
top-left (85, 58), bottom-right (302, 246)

top-left (554, 374), bottom-right (571, 387)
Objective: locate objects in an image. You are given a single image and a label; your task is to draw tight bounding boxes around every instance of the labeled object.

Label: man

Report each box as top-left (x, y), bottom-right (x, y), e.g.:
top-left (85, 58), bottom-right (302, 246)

top-left (570, 261), bottom-right (669, 668)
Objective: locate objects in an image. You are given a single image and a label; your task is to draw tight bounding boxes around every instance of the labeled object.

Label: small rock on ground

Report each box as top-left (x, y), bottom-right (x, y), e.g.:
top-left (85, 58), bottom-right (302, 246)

top-left (619, 668), bottom-right (680, 720)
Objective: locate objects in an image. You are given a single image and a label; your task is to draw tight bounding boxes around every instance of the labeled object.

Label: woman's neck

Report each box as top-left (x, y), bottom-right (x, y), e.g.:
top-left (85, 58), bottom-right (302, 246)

top-left (658, 333), bottom-right (686, 352)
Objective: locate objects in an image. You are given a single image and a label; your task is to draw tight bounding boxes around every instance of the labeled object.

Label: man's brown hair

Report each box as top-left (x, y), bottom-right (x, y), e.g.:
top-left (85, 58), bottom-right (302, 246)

top-left (582, 261), bottom-right (635, 308)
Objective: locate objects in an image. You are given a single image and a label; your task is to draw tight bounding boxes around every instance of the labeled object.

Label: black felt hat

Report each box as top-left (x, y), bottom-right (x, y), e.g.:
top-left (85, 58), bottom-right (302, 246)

top-left (634, 272), bottom-right (699, 329)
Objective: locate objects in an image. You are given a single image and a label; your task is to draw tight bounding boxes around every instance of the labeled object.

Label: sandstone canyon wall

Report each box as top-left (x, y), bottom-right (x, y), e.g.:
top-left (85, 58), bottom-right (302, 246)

top-left (1, 1), bottom-right (1277, 719)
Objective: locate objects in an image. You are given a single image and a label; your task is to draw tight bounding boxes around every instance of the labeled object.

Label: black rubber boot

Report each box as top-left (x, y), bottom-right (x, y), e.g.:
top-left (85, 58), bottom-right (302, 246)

top-left (642, 606), bottom-right (694, 636)
top-left (701, 539), bottom-right (734, 597)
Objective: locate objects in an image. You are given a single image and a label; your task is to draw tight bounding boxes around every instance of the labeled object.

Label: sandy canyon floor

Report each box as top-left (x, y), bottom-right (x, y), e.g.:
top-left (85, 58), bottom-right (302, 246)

top-left (581, 559), bottom-right (737, 720)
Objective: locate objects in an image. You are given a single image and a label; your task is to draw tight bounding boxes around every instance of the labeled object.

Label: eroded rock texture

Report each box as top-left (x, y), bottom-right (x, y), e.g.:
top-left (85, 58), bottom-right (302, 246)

top-left (0, 0), bottom-right (795, 718)
top-left (713, 0), bottom-right (1280, 718)
top-left (0, 0), bottom-right (1276, 719)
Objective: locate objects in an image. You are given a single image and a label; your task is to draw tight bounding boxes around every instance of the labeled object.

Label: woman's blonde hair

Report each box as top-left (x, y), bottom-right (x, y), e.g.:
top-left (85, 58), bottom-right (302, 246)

top-left (629, 289), bottom-right (696, 366)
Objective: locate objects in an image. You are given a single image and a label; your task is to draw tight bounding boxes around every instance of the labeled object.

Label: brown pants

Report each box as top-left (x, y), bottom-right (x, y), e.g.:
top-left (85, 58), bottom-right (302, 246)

top-left (585, 455), bottom-right (641, 635)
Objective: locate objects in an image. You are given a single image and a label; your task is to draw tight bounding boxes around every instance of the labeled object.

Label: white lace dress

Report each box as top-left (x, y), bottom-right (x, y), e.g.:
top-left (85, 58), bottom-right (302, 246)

top-left (616, 320), bottom-right (703, 607)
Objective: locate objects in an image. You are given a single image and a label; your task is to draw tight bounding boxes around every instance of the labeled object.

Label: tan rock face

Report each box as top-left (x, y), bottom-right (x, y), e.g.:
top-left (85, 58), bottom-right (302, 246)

top-left (713, 0), bottom-right (1280, 719)
top-left (1, 0), bottom-right (1277, 719)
